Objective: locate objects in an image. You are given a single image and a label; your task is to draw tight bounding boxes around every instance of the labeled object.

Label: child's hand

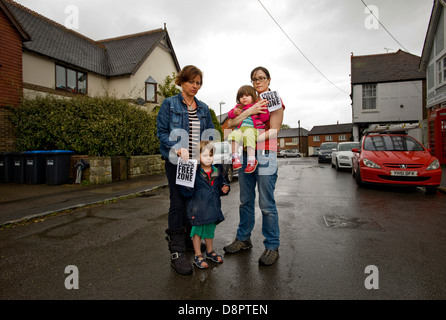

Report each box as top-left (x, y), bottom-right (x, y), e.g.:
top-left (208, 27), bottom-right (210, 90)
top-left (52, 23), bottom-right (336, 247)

top-left (233, 108), bottom-right (242, 116)
top-left (221, 185), bottom-right (230, 194)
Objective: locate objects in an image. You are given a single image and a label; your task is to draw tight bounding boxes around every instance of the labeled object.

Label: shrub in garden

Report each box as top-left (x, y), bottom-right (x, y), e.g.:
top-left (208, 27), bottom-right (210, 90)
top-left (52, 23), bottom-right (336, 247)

top-left (9, 95), bottom-right (159, 157)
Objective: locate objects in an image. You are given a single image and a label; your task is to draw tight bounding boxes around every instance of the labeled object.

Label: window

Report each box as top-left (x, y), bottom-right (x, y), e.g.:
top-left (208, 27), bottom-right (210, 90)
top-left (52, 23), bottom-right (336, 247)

top-left (145, 76), bottom-right (158, 103)
top-left (362, 84), bottom-right (377, 110)
top-left (437, 57), bottom-right (446, 85)
top-left (325, 135), bottom-right (333, 141)
top-left (339, 134), bottom-right (347, 141)
top-left (56, 65), bottom-right (87, 94)
top-left (292, 138), bottom-right (298, 145)
top-left (313, 136), bottom-right (320, 142)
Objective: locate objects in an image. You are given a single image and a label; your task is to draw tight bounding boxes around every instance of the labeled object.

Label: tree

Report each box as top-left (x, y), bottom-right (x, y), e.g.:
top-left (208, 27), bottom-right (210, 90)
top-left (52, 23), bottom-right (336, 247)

top-left (157, 72), bottom-right (181, 99)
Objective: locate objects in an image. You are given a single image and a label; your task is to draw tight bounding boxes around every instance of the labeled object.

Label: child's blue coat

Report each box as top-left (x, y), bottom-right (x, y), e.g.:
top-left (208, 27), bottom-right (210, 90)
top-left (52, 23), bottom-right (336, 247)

top-left (181, 164), bottom-right (230, 226)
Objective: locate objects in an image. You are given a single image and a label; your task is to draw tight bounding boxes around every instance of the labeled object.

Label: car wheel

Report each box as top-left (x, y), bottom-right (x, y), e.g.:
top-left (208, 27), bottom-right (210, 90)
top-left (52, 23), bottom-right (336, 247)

top-left (355, 164), bottom-right (363, 186)
top-left (335, 160), bottom-right (340, 171)
top-left (223, 164), bottom-right (233, 183)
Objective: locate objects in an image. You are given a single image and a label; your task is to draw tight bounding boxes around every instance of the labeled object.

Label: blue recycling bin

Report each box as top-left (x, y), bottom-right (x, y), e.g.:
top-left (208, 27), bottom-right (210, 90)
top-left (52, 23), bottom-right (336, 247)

top-left (0, 153), bottom-right (14, 183)
top-left (45, 150), bottom-right (74, 185)
top-left (24, 151), bottom-right (49, 184)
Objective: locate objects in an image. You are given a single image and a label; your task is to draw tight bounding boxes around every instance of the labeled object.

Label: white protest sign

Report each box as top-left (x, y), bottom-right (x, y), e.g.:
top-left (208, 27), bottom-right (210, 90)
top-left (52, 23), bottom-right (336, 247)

top-left (260, 91), bottom-right (282, 112)
top-left (176, 159), bottom-right (197, 187)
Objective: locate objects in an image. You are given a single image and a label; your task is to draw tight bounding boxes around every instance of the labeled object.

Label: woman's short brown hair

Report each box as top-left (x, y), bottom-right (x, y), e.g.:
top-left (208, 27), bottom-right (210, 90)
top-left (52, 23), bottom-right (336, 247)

top-left (175, 65), bottom-right (203, 86)
top-left (236, 85), bottom-right (258, 104)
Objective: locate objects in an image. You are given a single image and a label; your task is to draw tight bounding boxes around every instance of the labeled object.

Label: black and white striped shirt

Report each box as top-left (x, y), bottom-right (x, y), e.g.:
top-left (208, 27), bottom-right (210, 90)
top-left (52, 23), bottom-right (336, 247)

top-left (188, 108), bottom-right (200, 159)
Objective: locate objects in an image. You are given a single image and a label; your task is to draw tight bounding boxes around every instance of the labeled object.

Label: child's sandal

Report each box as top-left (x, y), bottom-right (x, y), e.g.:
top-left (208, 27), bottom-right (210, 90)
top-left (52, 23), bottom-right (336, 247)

top-left (193, 255), bottom-right (209, 269)
top-left (205, 250), bottom-right (223, 263)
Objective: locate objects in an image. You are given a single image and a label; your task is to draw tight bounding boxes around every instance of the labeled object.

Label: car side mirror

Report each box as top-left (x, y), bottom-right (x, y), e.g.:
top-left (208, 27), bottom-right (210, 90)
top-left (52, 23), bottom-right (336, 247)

top-left (352, 148), bottom-right (359, 153)
top-left (332, 148), bottom-right (336, 152)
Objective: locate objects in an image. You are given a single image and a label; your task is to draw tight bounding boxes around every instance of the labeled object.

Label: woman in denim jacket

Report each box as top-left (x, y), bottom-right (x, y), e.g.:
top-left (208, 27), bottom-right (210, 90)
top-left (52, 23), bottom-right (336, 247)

top-left (157, 65), bottom-right (216, 275)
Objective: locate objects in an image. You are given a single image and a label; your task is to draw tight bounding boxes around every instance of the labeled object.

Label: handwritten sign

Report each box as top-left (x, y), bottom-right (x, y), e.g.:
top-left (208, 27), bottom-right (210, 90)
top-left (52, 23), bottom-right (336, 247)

top-left (260, 91), bottom-right (282, 112)
top-left (176, 159), bottom-right (197, 188)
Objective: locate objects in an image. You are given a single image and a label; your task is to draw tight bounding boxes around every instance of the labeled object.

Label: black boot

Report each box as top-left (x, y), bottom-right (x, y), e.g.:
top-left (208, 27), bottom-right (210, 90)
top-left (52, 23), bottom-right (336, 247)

top-left (165, 228), bottom-right (193, 275)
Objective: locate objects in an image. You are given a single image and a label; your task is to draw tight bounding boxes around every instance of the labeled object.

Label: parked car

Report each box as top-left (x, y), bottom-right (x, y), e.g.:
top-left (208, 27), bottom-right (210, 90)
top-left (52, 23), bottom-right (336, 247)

top-left (351, 133), bottom-right (442, 194)
top-left (331, 142), bottom-right (359, 171)
top-left (278, 149), bottom-right (300, 157)
top-left (318, 142), bottom-right (338, 163)
top-left (212, 141), bottom-right (238, 182)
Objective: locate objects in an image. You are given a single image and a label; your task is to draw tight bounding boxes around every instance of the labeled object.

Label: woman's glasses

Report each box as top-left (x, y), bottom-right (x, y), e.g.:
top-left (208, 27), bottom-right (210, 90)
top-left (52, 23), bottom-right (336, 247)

top-left (251, 77), bottom-right (267, 83)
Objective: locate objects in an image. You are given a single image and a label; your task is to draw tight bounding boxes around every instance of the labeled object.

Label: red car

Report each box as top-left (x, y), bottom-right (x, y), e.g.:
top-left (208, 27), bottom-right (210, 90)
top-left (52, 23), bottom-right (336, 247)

top-left (352, 133), bottom-right (442, 194)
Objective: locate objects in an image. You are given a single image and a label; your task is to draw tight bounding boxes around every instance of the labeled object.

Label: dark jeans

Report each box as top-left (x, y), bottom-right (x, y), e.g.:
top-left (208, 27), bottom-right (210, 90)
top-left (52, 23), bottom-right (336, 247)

top-left (165, 160), bottom-right (189, 230)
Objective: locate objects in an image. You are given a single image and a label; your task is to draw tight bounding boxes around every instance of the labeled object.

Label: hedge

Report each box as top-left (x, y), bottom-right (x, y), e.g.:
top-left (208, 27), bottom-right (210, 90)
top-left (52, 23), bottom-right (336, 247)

top-left (9, 95), bottom-right (159, 157)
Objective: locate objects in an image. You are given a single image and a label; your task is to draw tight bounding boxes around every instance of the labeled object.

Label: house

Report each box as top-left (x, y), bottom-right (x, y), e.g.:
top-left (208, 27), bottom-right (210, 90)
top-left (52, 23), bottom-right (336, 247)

top-left (419, 0), bottom-right (446, 165)
top-left (277, 128), bottom-right (309, 156)
top-left (350, 50), bottom-right (426, 143)
top-left (308, 123), bottom-right (353, 156)
top-left (0, 0), bottom-right (180, 152)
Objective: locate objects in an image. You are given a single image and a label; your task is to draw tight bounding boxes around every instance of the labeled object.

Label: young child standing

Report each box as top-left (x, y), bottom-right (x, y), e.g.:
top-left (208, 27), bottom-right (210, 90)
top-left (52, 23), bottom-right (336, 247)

top-left (227, 85), bottom-right (270, 173)
top-left (181, 141), bottom-right (230, 269)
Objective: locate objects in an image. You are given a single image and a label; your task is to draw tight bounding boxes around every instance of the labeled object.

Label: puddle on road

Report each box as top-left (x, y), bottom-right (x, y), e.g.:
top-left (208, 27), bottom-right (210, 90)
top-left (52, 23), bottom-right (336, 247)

top-left (323, 215), bottom-right (384, 231)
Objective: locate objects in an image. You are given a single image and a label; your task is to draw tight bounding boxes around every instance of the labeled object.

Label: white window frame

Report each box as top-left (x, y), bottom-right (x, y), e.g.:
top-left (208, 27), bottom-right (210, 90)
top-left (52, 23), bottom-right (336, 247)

top-left (362, 84), bottom-right (377, 110)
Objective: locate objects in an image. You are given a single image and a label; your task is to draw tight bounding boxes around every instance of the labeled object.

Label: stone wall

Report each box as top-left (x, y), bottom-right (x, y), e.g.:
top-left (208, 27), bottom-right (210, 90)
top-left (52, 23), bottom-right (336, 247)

top-left (70, 154), bottom-right (164, 184)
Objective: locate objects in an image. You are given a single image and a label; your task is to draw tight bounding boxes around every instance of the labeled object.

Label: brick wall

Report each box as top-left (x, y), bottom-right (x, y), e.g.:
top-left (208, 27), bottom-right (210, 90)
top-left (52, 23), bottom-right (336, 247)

top-left (0, 8), bottom-right (24, 152)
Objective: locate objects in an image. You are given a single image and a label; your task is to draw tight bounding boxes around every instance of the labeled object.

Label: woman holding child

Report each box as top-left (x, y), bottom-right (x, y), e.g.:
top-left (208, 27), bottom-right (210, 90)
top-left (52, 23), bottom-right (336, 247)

top-left (224, 66), bottom-right (284, 266)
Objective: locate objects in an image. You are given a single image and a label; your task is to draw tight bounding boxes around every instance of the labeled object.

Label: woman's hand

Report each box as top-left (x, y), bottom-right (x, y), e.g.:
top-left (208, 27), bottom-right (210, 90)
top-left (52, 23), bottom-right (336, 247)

top-left (176, 148), bottom-right (189, 162)
top-left (247, 99), bottom-right (268, 116)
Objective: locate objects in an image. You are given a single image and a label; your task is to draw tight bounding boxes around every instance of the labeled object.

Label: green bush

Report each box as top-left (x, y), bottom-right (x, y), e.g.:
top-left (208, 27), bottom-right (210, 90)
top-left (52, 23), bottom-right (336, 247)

top-left (9, 95), bottom-right (159, 156)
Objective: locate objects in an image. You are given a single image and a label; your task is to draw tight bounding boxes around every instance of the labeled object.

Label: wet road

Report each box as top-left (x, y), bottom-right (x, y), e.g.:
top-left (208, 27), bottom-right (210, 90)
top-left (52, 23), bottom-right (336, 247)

top-left (1, 157), bottom-right (446, 300)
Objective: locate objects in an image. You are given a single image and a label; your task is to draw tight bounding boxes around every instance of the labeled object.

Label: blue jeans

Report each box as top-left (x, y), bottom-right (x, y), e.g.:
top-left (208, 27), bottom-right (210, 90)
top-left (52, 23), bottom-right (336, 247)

top-left (236, 151), bottom-right (280, 250)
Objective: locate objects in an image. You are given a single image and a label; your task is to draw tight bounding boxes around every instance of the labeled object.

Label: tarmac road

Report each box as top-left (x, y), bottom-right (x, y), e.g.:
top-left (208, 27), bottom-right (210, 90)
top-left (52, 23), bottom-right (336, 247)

top-left (1, 157), bottom-right (446, 301)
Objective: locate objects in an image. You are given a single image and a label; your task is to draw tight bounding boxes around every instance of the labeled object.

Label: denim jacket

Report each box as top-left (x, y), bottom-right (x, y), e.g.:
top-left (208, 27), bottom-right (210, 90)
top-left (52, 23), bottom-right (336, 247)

top-left (157, 93), bottom-right (215, 160)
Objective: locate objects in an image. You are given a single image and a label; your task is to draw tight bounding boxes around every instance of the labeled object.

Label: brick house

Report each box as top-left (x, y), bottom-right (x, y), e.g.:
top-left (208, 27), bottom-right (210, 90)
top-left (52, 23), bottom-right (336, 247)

top-left (277, 128), bottom-right (309, 156)
top-left (0, 0), bottom-right (180, 152)
top-left (308, 123), bottom-right (353, 156)
top-left (350, 50), bottom-right (426, 143)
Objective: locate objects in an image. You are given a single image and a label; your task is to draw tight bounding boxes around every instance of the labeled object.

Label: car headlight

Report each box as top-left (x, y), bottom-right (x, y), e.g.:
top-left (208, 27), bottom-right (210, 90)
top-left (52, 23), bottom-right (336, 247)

top-left (427, 159), bottom-right (440, 171)
top-left (339, 155), bottom-right (349, 160)
top-left (363, 158), bottom-right (381, 169)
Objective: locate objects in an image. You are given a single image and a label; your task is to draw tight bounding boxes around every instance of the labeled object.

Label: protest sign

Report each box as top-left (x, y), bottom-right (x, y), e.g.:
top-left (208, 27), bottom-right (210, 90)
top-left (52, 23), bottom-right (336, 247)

top-left (260, 91), bottom-right (282, 112)
top-left (176, 159), bottom-right (197, 188)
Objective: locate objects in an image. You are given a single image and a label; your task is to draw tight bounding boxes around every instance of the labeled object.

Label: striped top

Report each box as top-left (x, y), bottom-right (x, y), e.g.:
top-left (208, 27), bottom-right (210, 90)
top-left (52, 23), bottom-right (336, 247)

top-left (188, 108), bottom-right (200, 159)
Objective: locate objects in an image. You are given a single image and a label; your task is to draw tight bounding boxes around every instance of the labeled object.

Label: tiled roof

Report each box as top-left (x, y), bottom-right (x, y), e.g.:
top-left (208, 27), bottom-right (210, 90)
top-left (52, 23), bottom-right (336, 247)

top-left (3, 0), bottom-right (178, 76)
top-left (277, 128), bottom-right (309, 138)
top-left (351, 50), bottom-right (425, 84)
top-left (308, 123), bottom-right (353, 135)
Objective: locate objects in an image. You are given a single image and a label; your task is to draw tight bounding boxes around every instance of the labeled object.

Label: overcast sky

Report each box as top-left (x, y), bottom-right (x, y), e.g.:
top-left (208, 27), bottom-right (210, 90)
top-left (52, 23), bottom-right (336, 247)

top-left (15, 0), bottom-right (433, 130)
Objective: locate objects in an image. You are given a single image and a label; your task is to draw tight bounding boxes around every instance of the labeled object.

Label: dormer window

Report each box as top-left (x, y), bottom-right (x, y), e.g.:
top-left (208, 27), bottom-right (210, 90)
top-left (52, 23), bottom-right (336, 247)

top-left (145, 76), bottom-right (158, 103)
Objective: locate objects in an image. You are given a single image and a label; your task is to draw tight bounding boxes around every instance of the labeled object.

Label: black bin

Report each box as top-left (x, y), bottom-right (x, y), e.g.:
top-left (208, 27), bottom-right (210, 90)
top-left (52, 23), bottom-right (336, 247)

top-left (11, 152), bottom-right (26, 184)
top-left (45, 150), bottom-right (74, 185)
top-left (25, 151), bottom-right (49, 184)
top-left (0, 153), bottom-right (14, 183)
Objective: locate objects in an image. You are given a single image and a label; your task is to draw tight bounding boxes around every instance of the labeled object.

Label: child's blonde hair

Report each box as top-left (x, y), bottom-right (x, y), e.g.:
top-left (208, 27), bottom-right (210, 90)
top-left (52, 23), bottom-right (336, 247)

top-left (199, 140), bottom-right (215, 156)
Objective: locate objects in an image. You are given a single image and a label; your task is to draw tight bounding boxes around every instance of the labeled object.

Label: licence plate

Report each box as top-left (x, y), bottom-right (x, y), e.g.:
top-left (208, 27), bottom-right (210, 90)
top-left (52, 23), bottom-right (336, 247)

top-left (390, 171), bottom-right (418, 176)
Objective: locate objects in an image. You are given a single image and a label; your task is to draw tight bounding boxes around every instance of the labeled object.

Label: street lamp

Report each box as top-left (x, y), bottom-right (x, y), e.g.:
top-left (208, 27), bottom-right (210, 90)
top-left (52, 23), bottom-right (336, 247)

top-left (219, 101), bottom-right (225, 122)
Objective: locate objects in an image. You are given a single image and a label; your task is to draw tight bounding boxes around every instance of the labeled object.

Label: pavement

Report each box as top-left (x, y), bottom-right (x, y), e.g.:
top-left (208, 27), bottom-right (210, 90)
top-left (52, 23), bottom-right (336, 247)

top-left (1, 165), bottom-right (445, 228)
top-left (0, 173), bottom-right (168, 227)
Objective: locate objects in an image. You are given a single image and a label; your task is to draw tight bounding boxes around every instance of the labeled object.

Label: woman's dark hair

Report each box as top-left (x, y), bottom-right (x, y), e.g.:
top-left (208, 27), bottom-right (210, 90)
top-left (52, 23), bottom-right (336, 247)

top-left (236, 85), bottom-right (258, 104)
top-left (175, 65), bottom-right (203, 86)
top-left (250, 66), bottom-right (271, 81)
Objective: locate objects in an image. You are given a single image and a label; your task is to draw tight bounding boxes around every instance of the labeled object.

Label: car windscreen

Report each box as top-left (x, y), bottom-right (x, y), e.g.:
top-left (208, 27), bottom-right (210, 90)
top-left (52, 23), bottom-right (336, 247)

top-left (363, 136), bottom-right (424, 151)
top-left (338, 143), bottom-right (358, 151)
top-left (320, 143), bottom-right (337, 150)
